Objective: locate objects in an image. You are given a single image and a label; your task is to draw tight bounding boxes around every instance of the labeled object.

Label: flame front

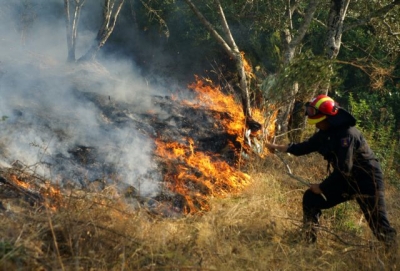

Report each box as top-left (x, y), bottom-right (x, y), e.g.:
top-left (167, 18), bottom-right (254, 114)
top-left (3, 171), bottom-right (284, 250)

top-left (185, 76), bottom-right (247, 144)
top-left (155, 76), bottom-right (271, 214)
top-left (155, 138), bottom-right (251, 214)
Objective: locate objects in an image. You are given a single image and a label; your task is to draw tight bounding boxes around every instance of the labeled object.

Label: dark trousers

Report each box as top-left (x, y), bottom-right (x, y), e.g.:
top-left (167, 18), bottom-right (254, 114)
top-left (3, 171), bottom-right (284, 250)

top-left (303, 161), bottom-right (396, 243)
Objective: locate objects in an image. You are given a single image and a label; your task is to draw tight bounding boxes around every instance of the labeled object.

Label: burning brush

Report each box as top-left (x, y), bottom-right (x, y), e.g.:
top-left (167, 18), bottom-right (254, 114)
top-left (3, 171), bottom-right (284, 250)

top-left (0, 76), bottom-right (276, 217)
top-left (152, 76), bottom-right (277, 214)
top-left (0, 164), bottom-right (63, 211)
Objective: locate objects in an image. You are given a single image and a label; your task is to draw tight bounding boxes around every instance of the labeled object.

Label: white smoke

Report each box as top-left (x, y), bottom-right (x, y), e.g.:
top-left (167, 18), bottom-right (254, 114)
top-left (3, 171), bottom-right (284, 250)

top-left (0, 1), bottom-right (166, 197)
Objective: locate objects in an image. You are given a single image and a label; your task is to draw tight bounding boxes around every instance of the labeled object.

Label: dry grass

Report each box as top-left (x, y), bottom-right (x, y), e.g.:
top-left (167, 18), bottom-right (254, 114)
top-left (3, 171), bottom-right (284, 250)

top-left (0, 153), bottom-right (399, 270)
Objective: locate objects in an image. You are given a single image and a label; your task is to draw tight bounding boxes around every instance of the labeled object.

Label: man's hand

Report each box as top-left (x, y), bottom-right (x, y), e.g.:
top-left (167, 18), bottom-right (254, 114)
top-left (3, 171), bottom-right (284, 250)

top-left (309, 184), bottom-right (322, 195)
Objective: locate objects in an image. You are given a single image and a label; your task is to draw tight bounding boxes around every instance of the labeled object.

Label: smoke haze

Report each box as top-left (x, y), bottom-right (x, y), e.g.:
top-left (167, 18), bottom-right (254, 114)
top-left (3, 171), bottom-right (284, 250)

top-left (0, 1), bottom-right (171, 197)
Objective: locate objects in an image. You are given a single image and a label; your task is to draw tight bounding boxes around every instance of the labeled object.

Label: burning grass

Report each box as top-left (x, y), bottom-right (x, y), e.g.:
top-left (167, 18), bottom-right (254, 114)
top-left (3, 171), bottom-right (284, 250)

top-left (0, 73), bottom-right (398, 269)
top-left (0, 153), bottom-right (398, 270)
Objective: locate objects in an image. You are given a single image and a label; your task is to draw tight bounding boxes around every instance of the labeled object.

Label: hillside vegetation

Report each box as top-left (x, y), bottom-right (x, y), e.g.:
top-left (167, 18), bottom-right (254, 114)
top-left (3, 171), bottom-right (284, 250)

top-left (0, 1), bottom-right (399, 270)
top-left (1, 152), bottom-right (398, 271)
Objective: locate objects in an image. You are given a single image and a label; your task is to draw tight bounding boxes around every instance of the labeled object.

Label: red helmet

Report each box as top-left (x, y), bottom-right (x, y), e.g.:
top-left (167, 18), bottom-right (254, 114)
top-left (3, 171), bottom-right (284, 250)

top-left (305, 95), bottom-right (338, 125)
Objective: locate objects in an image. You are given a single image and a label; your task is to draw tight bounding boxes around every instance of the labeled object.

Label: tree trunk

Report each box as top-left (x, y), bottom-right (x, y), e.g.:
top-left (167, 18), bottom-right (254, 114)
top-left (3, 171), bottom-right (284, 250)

top-left (64, 0), bottom-right (86, 62)
top-left (276, 0), bottom-right (318, 137)
top-left (79, 0), bottom-right (125, 62)
top-left (288, 98), bottom-right (306, 142)
top-left (325, 0), bottom-right (350, 60)
top-left (235, 51), bottom-right (252, 118)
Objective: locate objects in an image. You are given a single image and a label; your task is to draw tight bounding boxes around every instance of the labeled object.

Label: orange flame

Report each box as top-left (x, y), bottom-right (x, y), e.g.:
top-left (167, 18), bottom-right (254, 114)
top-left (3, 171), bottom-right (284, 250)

top-left (155, 76), bottom-right (276, 214)
top-left (155, 138), bottom-right (251, 214)
top-left (185, 76), bottom-right (246, 144)
top-left (241, 52), bottom-right (255, 79)
top-left (10, 174), bottom-right (63, 211)
top-left (10, 174), bottom-right (31, 189)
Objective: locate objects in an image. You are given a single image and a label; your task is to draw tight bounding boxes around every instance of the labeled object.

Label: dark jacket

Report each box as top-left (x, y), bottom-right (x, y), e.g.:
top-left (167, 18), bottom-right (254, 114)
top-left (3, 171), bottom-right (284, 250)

top-left (286, 108), bottom-right (379, 191)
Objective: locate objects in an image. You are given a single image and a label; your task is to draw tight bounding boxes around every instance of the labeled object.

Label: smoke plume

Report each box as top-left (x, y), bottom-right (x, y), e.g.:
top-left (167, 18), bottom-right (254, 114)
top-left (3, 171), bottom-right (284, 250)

top-left (0, 1), bottom-right (168, 197)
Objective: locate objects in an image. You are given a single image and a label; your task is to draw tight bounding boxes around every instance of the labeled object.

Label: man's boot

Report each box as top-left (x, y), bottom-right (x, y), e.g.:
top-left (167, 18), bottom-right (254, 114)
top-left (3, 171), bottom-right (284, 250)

top-left (302, 200), bottom-right (321, 244)
top-left (383, 231), bottom-right (398, 263)
top-left (303, 218), bottom-right (318, 244)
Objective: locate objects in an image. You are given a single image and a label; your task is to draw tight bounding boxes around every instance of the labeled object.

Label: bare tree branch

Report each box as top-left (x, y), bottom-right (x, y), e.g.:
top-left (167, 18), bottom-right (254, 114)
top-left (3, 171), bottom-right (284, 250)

top-left (215, 0), bottom-right (236, 50)
top-left (295, 9), bottom-right (327, 28)
top-left (139, 0), bottom-right (169, 38)
top-left (183, 0), bottom-right (234, 58)
top-left (291, 0), bottom-right (319, 48)
top-left (383, 20), bottom-right (400, 39)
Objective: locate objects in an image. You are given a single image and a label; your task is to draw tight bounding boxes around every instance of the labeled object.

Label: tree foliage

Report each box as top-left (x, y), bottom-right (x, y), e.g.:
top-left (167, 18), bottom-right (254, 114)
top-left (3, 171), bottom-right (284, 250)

top-left (261, 53), bottom-right (339, 104)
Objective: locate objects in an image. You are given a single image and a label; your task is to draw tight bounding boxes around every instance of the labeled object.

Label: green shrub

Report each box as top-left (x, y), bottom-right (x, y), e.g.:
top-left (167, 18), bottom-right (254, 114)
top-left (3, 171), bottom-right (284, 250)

top-left (349, 93), bottom-right (399, 188)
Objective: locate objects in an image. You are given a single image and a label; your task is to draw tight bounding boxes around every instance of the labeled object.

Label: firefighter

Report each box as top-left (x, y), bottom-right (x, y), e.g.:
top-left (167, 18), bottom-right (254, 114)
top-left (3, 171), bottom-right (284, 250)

top-left (265, 94), bottom-right (397, 251)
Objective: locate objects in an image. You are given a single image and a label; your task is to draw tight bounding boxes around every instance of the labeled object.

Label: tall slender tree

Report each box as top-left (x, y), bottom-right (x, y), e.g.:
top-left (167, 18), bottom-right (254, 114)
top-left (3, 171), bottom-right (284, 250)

top-left (64, 0), bottom-right (86, 62)
top-left (276, 0), bottom-right (319, 136)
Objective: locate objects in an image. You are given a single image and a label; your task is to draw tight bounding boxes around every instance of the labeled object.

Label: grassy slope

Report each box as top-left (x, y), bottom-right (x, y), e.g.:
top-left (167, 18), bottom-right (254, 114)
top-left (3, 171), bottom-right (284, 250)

top-left (0, 153), bottom-right (399, 271)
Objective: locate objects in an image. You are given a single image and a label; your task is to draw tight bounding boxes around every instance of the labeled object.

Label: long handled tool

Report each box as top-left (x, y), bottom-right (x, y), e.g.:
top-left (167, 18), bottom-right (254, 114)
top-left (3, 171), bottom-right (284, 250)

top-left (274, 151), bottom-right (327, 201)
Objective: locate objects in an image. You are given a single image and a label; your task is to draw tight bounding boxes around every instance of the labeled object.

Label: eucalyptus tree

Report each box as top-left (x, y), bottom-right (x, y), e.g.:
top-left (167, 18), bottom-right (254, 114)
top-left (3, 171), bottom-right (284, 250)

top-left (272, 0), bottom-right (320, 136)
top-left (212, 0), bottom-right (323, 137)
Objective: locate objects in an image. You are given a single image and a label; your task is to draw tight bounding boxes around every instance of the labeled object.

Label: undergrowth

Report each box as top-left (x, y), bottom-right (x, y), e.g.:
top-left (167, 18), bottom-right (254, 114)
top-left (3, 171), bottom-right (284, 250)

top-left (0, 153), bottom-right (398, 270)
